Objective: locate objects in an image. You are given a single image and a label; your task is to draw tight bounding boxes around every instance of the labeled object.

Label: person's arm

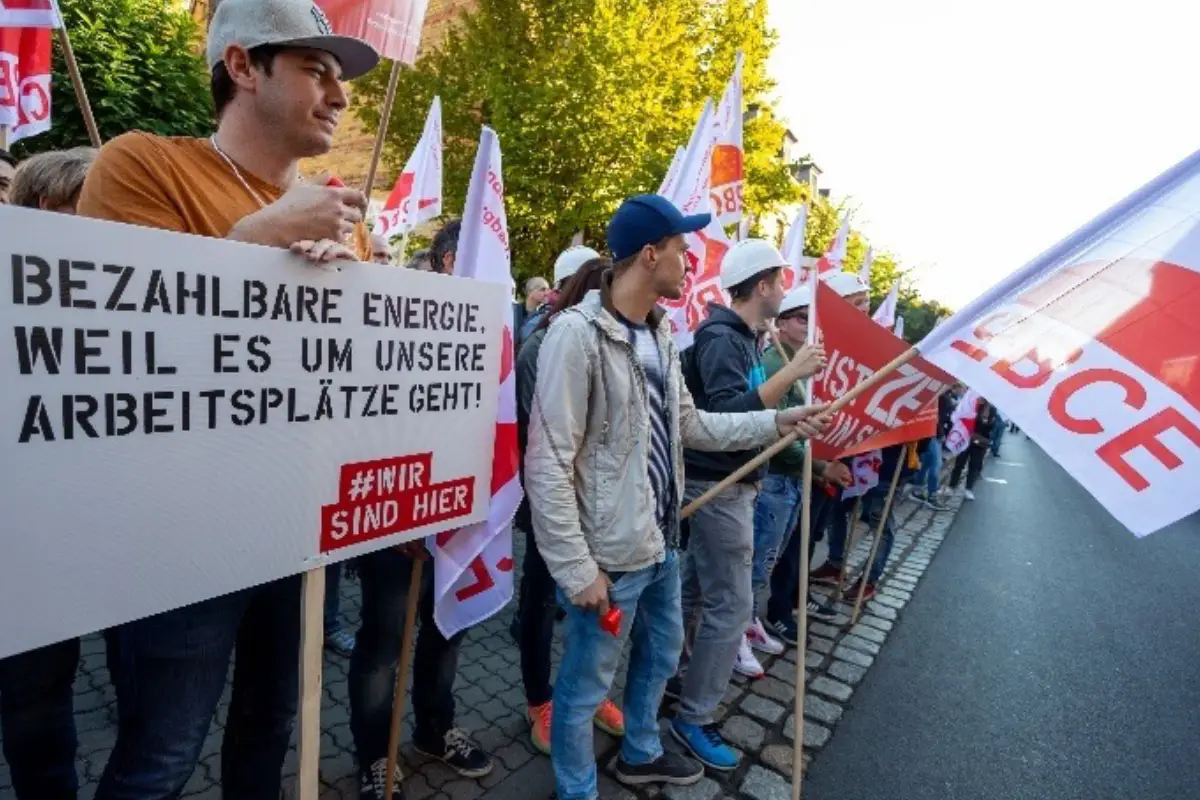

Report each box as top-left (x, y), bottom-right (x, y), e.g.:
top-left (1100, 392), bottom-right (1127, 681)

top-left (77, 133), bottom-right (189, 231)
top-left (525, 317), bottom-right (598, 599)
top-left (760, 348), bottom-right (809, 469)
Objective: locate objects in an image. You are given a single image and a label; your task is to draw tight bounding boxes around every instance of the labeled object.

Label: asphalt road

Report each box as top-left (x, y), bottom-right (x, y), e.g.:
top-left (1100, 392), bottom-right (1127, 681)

top-left (805, 433), bottom-right (1200, 800)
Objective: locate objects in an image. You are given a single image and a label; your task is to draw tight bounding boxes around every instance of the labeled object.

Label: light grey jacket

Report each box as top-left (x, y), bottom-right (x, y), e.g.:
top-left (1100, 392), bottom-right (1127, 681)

top-left (525, 284), bottom-right (779, 598)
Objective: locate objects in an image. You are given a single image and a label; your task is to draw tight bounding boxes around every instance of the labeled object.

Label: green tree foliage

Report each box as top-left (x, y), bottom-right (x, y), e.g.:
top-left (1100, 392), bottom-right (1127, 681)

top-left (354, 0), bottom-right (798, 282)
top-left (13, 0), bottom-right (212, 157)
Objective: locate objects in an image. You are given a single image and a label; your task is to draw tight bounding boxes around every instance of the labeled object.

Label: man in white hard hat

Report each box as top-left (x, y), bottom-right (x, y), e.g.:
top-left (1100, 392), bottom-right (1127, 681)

top-left (757, 287), bottom-right (853, 646)
top-left (526, 196), bottom-right (831, 800)
top-left (77, 0), bottom-right (378, 796)
top-left (519, 245), bottom-right (601, 343)
top-left (671, 239), bottom-right (828, 771)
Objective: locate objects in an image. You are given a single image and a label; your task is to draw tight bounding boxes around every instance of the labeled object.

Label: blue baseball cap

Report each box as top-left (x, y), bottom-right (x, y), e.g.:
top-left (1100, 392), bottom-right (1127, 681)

top-left (606, 194), bottom-right (712, 261)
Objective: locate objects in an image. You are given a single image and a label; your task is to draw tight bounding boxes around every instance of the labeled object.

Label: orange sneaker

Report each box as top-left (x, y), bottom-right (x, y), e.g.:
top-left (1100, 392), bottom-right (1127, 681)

top-left (593, 698), bottom-right (626, 737)
top-left (528, 702), bottom-right (552, 755)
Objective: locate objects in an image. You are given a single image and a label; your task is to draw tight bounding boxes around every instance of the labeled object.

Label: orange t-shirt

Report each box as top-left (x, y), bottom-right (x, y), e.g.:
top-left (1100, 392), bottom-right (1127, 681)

top-left (76, 131), bottom-right (284, 237)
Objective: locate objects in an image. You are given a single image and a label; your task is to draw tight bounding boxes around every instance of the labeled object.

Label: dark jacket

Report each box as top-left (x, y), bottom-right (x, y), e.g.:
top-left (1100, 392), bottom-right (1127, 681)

top-left (937, 391), bottom-right (955, 439)
top-left (681, 303), bottom-right (768, 483)
top-left (514, 326), bottom-right (547, 532)
top-left (972, 403), bottom-right (997, 446)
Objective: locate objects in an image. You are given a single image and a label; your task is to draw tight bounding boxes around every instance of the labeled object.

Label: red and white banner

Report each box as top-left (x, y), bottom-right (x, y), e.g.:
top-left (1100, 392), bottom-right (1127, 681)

top-left (430, 126), bottom-right (521, 636)
top-left (812, 282), bottom-right (952, 461)
top-left (842, 450), bottom-right (882, 500)
top-left (918, 147), bottom-right (1200, 536)
top-left (316, 0), bottom-right (429, 65)
top-left (710, 52), bottom-right (744, 226)
top-left (374, 96), bottom-right (442, 238)
top-left (0, 0), bottom-right (60, 27)
top-left (0, 25), bottom-right (52, 144)
top-left (781, 204), bottom-right (808, 290)
top-left (815, 214), bottom-right (850, 274)
top-left (945, 390), bottom-right (979, 456)
top-left (872, 281), bottom-right (899, 328)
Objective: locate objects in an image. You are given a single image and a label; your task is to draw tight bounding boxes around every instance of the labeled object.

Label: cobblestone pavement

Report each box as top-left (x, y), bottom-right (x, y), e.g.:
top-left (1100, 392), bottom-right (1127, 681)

top-left (0, 489), bottom-right (960, 800)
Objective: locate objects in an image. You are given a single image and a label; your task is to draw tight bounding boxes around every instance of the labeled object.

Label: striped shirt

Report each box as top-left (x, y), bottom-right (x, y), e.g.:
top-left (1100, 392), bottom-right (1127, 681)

top-left (621, 318), bottom-right (674, 532)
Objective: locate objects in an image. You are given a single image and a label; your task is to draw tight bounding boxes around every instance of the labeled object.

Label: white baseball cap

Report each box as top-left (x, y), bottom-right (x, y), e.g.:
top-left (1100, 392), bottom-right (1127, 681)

top-left (554, 246), bottom-right (601, 286)
top-left (778, 286), bottom-right (812, 316)
top-left (207, 0), bottom-right (381, 81)
top-left (823, 270), bottom-right (869, 298)
top-left (720, 239), bottom-right (789, 290)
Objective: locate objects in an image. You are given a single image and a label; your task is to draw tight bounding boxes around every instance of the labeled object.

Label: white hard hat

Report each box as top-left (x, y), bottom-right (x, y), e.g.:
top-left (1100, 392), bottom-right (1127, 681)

top-left (553, 246), bottom-right (601, 286)
top-left (779, 286), bottom-right (812, 315)
top-left (720, 239), bottom-right (790, 290)
top-left (823, 270), bottom-right (869, 298)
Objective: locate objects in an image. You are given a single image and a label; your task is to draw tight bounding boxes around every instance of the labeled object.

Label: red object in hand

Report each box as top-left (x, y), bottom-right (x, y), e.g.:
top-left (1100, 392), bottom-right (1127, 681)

top-left (823, 482), bottom-right (839, 497)
top-left (326, 176), bottom-right (346, 187)
top-left (599, 606), bottom-right (623, 637)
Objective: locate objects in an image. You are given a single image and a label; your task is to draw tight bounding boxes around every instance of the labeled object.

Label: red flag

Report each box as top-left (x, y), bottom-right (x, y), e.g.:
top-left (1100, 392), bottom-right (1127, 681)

top-left (0, 25), bottom-right (51, 144)
top-left (811, 282), bottom-right (952, 461)
top-left (0, 0), bottom-right (61, 28)
top-left (315, 0), bottom-right (430, 65)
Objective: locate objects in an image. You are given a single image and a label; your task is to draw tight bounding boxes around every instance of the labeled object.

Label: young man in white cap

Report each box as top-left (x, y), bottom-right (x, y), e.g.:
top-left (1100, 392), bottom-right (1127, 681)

top-left (671, 239), bottom-right (827, 771)
top-left (526, 196), bottom-right (830, 800)
top-left (518, 245), bottom-right (601, 343)
top-left (76, 1), bottom-right (378, 796)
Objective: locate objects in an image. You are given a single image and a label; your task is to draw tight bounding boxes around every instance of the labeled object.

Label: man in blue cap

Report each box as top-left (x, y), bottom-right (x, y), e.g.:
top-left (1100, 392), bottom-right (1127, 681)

top-left (525, 194), bottom-right (831, 800)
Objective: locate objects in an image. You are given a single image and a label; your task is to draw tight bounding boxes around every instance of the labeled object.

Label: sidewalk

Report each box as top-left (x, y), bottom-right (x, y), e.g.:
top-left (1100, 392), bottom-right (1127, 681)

top-left (0, 489), bottom-right (962, 799)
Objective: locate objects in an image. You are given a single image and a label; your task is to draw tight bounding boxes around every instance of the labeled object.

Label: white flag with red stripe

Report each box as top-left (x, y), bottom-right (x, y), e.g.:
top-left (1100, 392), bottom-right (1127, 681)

top-left (781, 204), bottom-right (808, 290)
top-left (0, 25), bottom-right (52, 144)
top-left (374, 96), bottom-right (442, 238)
top-left (842, 450), bottom-right (882, 500)
top-left (0, 0), bottom-right (61, 27)
top-left (944, 391), bottom-right (980, 456)
top-left (430, 127), bottom-right (521, 636)
top-left (918, 147), bottom-right (1200, 535)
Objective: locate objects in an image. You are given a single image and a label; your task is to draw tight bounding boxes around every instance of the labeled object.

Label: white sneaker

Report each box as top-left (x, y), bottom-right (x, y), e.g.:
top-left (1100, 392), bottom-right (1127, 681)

top-left (734, 634), bottom-right (766, 678)
top-left (745, 617), bottom-right (785, 655)
top-left (964, 489), bottom-right (976, 501)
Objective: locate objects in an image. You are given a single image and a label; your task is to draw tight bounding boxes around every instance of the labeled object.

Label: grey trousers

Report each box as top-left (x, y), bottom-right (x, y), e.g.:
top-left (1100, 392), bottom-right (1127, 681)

top-left (677, 478), bottom-right (757, 725)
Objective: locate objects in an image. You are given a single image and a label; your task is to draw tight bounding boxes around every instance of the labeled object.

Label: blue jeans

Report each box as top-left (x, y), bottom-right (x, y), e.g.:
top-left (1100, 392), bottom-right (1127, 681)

top-left (916, 438), bottom-right (943, 496)
top-left (552, 551), bottom-right (683, 800)
top-left (991, 424), bottom-right (1005, 456)
top-left (826, 494), bottom-right (895, 585)
top-left (0, 637), bottom-right (80, 799)
top-left (97, 576), bottom-right (301, 799)
top-left (751, 474), bottom-right (802, 618)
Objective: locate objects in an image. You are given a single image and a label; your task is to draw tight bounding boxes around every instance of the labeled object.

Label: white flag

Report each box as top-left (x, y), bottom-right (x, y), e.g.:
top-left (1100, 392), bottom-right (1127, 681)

top-left (872, 281), bottom-right (899, 328)
top-left (781, 205), bottom-right (809, 289)
top-left (816, 213), bottom-right (851, 274)
top-left (945, 391), bottom-right (980, 456)
top-left (374, 96), bottom-right (443, 238)
top-left (917, 146), bottom-right (1200, 536)
top-left (894, 315), bottom-right (905, 340)
top-left (658, 146), bottom-right (686, 199)
top-left (430, 127), bottom-right (521, 637)
top-left (859, 247), bottom-right (874, 285)
top-left (710, 52), bottom-right (744, 226)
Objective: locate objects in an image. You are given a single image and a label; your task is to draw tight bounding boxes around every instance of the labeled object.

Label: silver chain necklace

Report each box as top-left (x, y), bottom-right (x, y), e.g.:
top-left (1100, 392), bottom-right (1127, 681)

top-left (209, 134), bottom-right (271, 210)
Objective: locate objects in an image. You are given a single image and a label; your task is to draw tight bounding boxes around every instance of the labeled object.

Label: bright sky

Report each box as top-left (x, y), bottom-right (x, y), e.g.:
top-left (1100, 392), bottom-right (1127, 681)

top-left (768, 0), bottom-right (1199, 309)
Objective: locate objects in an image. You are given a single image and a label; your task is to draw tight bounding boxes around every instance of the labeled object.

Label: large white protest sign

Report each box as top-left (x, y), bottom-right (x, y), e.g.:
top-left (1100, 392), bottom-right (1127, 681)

top-left (0, 207), bottom-right (506, 658)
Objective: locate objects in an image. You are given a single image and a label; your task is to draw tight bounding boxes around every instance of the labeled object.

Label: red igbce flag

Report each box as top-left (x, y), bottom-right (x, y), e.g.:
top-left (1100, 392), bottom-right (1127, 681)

top-left (315, 0), bottom-right (430, 65)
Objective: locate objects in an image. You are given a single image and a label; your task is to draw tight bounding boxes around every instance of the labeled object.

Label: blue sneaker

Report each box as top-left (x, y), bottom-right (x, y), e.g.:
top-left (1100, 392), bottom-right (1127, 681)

top-left (669, 719), bottom-right (739, 771)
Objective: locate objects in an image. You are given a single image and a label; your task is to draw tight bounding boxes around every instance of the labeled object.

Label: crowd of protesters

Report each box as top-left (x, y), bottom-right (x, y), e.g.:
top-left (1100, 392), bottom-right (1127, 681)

top-left (0, 2), bottom-right (1001, 799)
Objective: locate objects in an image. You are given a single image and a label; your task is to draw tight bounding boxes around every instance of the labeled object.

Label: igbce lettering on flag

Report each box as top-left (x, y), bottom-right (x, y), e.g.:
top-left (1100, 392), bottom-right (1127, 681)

top-left (0, 206), bottom-right (505, 659)
top-left (811, 282), bottom-right (952, 461)
top-left (919, 148), bottom-right (1200, 535)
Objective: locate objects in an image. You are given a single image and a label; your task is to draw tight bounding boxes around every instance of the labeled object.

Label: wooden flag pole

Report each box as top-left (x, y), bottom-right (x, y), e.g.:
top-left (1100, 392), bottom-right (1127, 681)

top-left (792, 423), bottom-right (813, 800)
top-left (682, 347), bottom-right (920, 520)
top-left (384, 557), bottom-right (425, 800)
top-left (296, 567), bottom-right (327, 800)
top-left (55, 26), bottom-right (101, 147)
top-left (0, 124), bottom-right (10, 150)
top-left (850, 444), bottom-right (908, 626)
top-left (362, 60), bottom-right (402, 199)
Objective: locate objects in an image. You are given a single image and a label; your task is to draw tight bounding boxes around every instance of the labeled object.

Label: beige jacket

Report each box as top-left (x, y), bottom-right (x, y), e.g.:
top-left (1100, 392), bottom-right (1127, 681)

top-left (525, 282), bottom-right (780, 598)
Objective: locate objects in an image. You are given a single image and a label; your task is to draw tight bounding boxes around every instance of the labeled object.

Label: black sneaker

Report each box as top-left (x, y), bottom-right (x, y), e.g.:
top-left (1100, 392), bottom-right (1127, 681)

top-left (664, 676), bottom-right (683, 701)
top-left (924, 495), bottom-right (950, 512)
top-left (807, 594), bottom-right (838, 622)
top-left (359, 758), bottom-right (405, 799)
top-left (413, 728), bottom-right (493, 778)
top-left (767, 615), bottom-right (799, 646)
top-left (614, 751), bottom-right (704, 787)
